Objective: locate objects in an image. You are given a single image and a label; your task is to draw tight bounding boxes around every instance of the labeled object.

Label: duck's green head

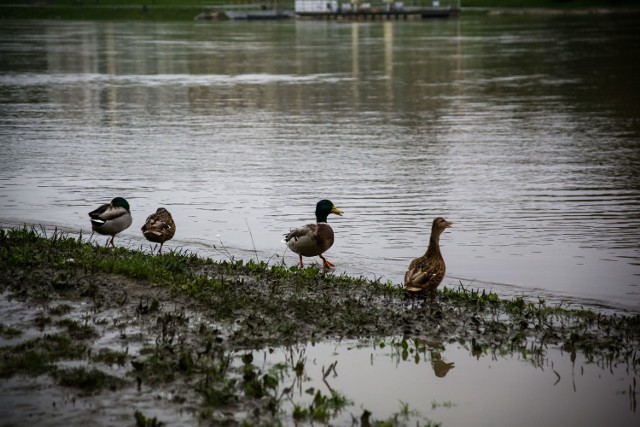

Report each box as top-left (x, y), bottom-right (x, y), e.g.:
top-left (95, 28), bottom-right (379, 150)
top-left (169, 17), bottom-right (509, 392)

top-left (111, 197), bottom-right (130, 211)
top-left (315, 199), bottom-right (343, 223)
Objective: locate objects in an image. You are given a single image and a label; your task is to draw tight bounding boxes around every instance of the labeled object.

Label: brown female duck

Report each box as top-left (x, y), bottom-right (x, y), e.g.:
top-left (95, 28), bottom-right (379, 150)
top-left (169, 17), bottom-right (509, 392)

top-left (403, 217), bottom-right (452, 298)
top-left (141, 207), bottom-right (176, 254)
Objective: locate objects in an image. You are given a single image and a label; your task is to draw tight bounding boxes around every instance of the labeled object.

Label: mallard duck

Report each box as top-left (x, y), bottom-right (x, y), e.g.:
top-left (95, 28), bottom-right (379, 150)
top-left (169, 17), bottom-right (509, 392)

top-left (88, 197), bottom-right (132, 247)
top-left (403, 217), bottom-right (452, 298)
top-left (284, 199), bottom-right (343, 269)
top-left (141, 207), bottom-right (176, 254)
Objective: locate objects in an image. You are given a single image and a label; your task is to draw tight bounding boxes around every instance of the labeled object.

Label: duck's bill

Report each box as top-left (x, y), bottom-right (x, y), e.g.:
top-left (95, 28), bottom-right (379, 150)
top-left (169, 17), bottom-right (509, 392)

top-left (445, 221), bottom-right (453, 228)
top-left (331, 206), bottom-right (344, 216)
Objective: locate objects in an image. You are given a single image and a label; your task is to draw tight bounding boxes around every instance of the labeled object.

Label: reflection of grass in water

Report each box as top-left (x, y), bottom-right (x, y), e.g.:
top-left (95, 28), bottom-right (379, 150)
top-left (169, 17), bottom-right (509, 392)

top-left (134, 410), bottom-right (161, 427)
top-left (291, 388), bottom-right (352, 423)
top-left (0, 227), bottom-right (639, 425)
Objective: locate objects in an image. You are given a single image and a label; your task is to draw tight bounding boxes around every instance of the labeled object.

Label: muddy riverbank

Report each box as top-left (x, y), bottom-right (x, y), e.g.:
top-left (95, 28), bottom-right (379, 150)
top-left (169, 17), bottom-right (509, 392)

top-left (1, 227), bottom-right (638, 425)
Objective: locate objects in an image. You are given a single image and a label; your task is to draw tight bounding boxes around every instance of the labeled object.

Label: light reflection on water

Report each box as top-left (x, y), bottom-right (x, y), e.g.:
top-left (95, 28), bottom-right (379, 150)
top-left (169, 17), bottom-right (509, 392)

top-left (1, 16), bottom-right (639, 312)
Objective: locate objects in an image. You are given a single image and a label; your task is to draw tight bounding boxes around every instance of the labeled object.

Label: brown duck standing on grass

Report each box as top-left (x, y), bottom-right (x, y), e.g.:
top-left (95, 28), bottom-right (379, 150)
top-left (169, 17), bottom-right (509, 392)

top-left (141, 207), bottom-right (176, 254)
top-left (89, 197), bottom-right (132, 247)
top-left (284, 199), bottom-right (343, 269)
top-left (403, 217), bottom-right (452, 299)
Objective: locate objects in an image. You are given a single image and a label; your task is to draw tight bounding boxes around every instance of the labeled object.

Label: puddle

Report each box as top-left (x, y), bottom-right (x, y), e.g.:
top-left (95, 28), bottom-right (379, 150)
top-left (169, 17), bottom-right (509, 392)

top-left (250, 338), bottom-right (639, 426)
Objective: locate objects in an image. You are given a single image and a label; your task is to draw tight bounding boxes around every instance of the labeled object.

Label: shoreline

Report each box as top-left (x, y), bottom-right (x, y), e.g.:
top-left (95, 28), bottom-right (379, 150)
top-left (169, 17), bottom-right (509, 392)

top-left (2, 218), bottom-right (636, 316)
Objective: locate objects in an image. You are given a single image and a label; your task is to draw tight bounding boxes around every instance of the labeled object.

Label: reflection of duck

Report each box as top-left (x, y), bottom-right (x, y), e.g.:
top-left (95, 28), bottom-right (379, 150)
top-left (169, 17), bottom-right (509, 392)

top-left (432, 356), bottom-right (455, 378)
top-left (88, 197), bottom-right (132, 247)
top-left (141, 207), bottom-right (176, 254)
top-left (284, 200), bottom-right (343, 268)
top-left (425, 340), bottom-right (455, 377)
top-left (403, 217), bottom-right (452, 298)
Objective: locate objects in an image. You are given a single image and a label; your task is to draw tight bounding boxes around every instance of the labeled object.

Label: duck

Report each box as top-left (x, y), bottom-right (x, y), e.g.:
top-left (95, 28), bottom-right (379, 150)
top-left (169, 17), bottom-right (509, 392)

top-left (141, 207), bottom-right (176, 254)
top-left (88, 197), bottom-right (132, 247)
top-left (284, 199), bottom-right (343, 269)
top-left (403, 217), bottom-right (452, 298)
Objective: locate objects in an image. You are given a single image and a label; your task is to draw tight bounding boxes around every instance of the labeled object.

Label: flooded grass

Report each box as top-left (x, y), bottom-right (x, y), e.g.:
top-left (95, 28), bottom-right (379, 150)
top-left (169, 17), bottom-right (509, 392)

top-left (1, 227), bottom-right (639, 425)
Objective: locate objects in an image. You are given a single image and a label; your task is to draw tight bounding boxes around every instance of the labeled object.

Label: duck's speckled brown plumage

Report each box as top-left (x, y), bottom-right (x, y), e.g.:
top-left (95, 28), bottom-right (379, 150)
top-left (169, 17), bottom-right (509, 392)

top-left (141, 207), bottom-right (176, 254)
top-left (285, 200), bottom-right (343, 269)
top-left (403, 217), bottom-right (452, 298)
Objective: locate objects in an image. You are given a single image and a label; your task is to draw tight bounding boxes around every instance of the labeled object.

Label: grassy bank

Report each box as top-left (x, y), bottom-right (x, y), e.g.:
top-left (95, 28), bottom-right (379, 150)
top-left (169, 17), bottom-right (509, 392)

top-left (0, 0), bottom-right (638, 21)
top-left (1, 227), bottom-right (639, 424)
top-left (0, 0), bottom-right (203, 20)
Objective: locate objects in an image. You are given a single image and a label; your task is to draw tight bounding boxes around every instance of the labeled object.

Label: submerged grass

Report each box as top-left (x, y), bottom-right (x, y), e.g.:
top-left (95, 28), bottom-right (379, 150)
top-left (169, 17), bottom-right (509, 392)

top-left (1, 226), bottom-right (639, 424)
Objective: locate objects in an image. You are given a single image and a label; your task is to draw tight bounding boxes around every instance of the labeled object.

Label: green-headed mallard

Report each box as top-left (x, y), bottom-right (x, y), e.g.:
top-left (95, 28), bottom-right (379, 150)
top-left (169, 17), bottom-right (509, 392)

top-left (141, 207), bottom-right (176, 254)
top-left (403, 217), bottom-right (452, 298)
top-left (89, 197), bottom-right (132, 247)
top-left (284, 199), bottom-right (343, 269)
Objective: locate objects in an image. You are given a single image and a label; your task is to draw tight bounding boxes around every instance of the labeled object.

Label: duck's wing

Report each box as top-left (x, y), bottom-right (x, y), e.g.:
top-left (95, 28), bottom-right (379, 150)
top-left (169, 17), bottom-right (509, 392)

top-left (90, 204), bottom-right (129, 222)
top-left (284, 223), bottom-right (317, 242)
top-left (403, 257), bottom-right (444, 292)
top-left (142, 212), bottom-right (175, 237)
top-left (286, 224), bottom-right (328, 257)
top-left (89, 203), bottom-right (109, 220)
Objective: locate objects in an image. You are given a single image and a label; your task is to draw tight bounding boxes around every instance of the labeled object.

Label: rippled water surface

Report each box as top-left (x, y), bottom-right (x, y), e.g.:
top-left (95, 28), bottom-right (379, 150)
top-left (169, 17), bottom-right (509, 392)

top-left (1, 16), bottom-right (639, 311)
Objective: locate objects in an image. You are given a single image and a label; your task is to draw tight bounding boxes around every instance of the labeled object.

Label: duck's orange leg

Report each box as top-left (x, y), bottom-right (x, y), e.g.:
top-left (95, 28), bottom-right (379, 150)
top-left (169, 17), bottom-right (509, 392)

top-left (319, 254), bottom-right (334, 269)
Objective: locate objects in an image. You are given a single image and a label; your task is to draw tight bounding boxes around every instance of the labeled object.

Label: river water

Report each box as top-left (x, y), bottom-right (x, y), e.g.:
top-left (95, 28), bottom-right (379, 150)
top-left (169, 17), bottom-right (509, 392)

top-left (1, 15), bottom-right (639, 313)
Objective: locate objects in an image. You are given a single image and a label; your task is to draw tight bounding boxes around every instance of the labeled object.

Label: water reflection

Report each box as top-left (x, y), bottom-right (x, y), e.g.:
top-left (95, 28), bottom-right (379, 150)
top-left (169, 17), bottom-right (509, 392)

top-left (252, 336), bottom-right (638, 426)
top-left (1, 16), bottom-right (640, 311)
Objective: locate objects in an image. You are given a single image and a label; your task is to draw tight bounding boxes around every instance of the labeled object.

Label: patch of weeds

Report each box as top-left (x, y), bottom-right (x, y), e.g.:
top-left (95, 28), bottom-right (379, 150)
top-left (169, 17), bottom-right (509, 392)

top-left (240, 353), bottom-right (279, 399)
top-left (133, 347), bottom-right (177, 385)
top-left (292, 403), bottom-right (309, 421)
top-left (372, 411), bottom-right (441, 427)
top-left (198, 378), bottom-right (237, 409)
top-left (92, 348), bottom-right (128, 367)
top-left (399, 401), bottom-right (419, 418)
top-left (56, 318), bottom-right (98, 340)
top-left (134, 410), bottom-right (163, 427)
top-left (0, 346), bottom-right (52, 378)
top-left (295, 388), bottom-right (352, 423)
top-left (431, 400), bottom-right (456, 409)
top-left (55, 367), bottom-right (124, 392)
top-left (178, 349), bottom-right (195, 373)
top-left (34, 314), bottom-right (52, 329)
top-left (137, 297), bottom-right (160, 315)
top-left (0, 323), bottom-right (22, 339)
top-left (48, 303), bottom-right (73, 316)
top-left (197, 356), bottom-right (237, 411)
top-left (0, 333), bottom-right (87, 378)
